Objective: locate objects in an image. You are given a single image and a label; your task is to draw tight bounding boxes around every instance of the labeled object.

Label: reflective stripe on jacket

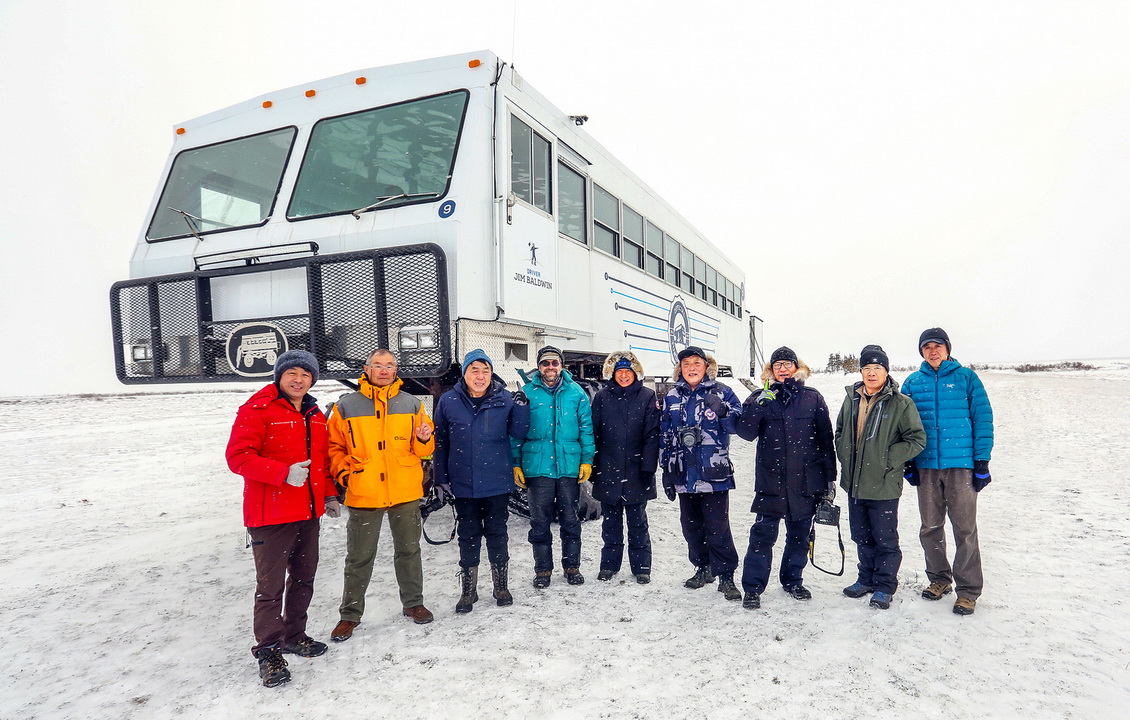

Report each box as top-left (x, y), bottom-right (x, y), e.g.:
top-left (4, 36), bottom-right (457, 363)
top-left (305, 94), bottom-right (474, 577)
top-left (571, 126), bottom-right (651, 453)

top-left (327, 376), bottom-right (434, 509)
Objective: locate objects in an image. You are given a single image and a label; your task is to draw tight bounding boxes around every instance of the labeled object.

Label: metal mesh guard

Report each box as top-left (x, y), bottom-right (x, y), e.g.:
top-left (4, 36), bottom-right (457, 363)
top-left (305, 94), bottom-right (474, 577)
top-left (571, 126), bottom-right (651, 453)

top-left (110, 244), bottom-right (450, 384)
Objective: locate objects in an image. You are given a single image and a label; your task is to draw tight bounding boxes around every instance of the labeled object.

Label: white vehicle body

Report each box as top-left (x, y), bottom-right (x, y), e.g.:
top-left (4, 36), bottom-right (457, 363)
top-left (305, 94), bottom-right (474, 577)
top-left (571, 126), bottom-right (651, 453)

top-left (111, 51), bottom-right (750, 388)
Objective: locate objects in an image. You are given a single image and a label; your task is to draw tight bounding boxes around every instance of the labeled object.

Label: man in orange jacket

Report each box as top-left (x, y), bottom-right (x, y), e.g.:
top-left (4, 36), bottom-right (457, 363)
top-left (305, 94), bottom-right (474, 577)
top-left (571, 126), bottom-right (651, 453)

top-left (328, 349), bottom-right (436, 639)
top-left (226, 350), bottom-right (339, 688)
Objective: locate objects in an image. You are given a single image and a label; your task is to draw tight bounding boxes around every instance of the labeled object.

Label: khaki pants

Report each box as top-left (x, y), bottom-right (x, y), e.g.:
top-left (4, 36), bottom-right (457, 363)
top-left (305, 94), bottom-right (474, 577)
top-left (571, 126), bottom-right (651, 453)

top-left (340, 501), bottom-right (423, 620)
top-left (917, 468), bottom-right (983, 599)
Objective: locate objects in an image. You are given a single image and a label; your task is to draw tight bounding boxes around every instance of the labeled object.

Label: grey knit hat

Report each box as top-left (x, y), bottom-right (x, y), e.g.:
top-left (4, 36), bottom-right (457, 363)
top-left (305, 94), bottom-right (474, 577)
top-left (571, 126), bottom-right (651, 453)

top-left (273, 350), bottom-right (319, 385)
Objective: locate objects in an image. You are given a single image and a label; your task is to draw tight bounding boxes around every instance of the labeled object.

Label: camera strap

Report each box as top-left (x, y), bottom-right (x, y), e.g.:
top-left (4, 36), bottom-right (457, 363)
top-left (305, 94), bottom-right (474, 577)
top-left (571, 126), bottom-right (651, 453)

top-left (422, 500), bottom-right (457, 545)
top-left (808, 515), bottom-right (845, 576)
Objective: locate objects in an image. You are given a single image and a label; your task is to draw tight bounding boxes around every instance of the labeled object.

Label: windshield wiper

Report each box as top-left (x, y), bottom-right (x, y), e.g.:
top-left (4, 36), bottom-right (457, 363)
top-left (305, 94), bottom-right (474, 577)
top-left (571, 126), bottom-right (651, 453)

top-left (168, 207), bottom-right (235, 238)
top-left (350, 192), bottom-right (440, 219)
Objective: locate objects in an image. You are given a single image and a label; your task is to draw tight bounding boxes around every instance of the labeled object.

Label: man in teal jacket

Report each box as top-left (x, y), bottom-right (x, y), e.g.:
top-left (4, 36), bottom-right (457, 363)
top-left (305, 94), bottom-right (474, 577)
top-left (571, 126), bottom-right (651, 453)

top-left (901, 328), bottom-right (994, 616)
top-left (514, 346), bottom-right (595, 588)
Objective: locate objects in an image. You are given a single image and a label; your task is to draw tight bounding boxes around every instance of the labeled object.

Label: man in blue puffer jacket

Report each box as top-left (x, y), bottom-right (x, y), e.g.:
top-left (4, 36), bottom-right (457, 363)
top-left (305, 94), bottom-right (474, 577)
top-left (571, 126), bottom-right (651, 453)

top-left (901, 328), bottom-right (994, 616)
top-left (514, 346), bottom-right (595, 588)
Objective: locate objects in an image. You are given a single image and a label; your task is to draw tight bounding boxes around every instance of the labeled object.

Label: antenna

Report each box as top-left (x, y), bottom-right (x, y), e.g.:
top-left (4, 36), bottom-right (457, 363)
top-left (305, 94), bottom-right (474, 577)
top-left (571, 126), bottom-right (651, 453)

top-left (510, 0), bottom-right (519, 67)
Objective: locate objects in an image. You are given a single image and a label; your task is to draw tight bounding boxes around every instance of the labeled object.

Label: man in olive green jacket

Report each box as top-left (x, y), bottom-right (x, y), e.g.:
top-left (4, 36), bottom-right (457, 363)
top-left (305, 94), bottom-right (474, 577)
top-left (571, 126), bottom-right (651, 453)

top-left (834, 345), bottom-right (925, 610)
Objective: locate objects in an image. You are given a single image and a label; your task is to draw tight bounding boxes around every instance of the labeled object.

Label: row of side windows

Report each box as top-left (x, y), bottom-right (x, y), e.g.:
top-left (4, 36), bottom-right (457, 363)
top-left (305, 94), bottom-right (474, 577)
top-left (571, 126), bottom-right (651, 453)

top-left (509, 115), bottom-right (741, 319)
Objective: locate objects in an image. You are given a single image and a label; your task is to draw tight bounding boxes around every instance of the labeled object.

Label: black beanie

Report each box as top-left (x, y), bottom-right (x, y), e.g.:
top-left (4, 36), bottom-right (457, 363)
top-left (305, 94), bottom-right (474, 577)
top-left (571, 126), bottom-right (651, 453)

top-left (859, 344), bottom-right (889, 372)
top-left (918, 327), bottom-right (952, 357)
top-left (537, 345), bottom-right (563, 364)
top-left (770, 346), bottom-right (799, 366)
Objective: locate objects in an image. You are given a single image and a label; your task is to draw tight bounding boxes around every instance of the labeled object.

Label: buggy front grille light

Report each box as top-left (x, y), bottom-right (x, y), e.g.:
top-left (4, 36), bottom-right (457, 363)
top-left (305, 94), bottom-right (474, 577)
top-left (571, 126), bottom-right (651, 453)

top-left (399, 326), bottom-right (439, 350)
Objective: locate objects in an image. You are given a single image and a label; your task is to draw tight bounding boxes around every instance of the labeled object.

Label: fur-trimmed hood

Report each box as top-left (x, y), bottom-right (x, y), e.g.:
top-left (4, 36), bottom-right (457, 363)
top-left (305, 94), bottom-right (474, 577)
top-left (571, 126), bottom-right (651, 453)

top-left (760, 359), bottom-right (812, 385)
top-left (602, 350), bottom-right (645, 380)
top-left (671, 352), bottom-right (719, 382)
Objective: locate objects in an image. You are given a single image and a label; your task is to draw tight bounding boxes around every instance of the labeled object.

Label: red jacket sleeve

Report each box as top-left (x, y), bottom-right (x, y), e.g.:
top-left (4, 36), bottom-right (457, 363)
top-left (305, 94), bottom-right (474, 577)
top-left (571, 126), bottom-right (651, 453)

top-left (226, 403), bottom-right (288, 487)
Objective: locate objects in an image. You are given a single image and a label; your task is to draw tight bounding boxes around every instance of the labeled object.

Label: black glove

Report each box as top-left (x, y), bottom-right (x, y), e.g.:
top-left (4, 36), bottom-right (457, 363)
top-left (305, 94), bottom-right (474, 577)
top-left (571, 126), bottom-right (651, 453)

top-left (640, 471), bottom-right (656, 494)
top-left (704, 392), bottom-right (727, 419)
top-left (661, 471), bottom-right (677, 502)
top-left (973, 460), bottom-right (991, 492)
top-left (512, 390), bottom-right (528, 406)
top-left (903, 461), bottom-right (920, 487)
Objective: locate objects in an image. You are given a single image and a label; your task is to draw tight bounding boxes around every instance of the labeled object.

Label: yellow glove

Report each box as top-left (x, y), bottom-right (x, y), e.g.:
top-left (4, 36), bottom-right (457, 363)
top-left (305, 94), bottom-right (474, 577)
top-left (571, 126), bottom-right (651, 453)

top-left (513, 467), bottom-right (526, 488)
top-left (578, 463), bottom-right (592, 483)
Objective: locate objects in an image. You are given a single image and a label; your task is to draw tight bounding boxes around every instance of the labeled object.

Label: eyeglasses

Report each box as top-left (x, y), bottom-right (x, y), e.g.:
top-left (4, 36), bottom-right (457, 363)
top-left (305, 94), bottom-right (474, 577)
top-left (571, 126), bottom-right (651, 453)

top-left (538, 360), bottom-right (561, 368)
top-left (772, 361), bottom-right (795, 370)
top-left (366, 364), bottom-right (397, 372)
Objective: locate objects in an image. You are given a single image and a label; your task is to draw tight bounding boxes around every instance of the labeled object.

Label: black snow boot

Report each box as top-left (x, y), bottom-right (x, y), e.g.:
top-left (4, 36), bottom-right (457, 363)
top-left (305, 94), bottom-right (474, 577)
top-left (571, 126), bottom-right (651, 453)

top-left (718, 575), bottom-right (742, 601)
top-left (565, 568), bottom-right (585, 585)
top-left (491, 563), bottom-right (513, 606)
top-left (743, 592), bottom-right (761, 609)
top-left (684, 566), bottom-right (716, 589)
top-left (256, 648), bottom-right (291, 688)
top-left (456, 566), bottom-right (479, 614)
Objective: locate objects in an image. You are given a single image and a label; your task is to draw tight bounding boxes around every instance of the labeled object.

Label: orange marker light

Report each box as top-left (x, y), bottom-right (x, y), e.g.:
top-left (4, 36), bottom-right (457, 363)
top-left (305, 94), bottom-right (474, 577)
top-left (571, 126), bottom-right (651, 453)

top-left (176, 128), bottom-right (185, 135)
top-left (355, 76), bottom-right (367, 85)
top-left (468, 59), bottom-right (481, 68)
top-left (262, 100), bottom-right (273, 109)
top-left (305, 89), bottom-right (316, 98)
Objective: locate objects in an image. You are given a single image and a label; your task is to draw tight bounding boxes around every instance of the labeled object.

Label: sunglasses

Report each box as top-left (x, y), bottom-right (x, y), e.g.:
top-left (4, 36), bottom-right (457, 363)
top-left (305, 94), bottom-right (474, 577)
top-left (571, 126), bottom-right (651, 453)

top-left (538, 359), bottom-right (562, 368)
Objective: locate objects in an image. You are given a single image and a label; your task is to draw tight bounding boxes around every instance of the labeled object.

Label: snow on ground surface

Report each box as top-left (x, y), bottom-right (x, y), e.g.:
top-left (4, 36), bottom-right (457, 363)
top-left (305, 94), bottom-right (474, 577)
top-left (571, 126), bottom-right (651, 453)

top-left (2, 362), bottom-right (1130, 719)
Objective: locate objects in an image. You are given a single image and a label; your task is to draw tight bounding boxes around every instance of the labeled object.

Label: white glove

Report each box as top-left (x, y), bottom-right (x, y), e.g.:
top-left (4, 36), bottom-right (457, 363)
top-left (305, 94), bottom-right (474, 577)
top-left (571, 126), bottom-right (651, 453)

top-left (324, 497), bottom-right (342, 518)
top-left (286, 460), bottom-right (311, 487)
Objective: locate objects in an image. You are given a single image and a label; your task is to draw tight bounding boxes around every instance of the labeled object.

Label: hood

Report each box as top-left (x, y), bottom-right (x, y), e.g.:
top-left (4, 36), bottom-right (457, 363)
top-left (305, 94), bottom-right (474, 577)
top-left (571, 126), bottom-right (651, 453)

top-left (602, 350), bottom-right (645, 380)
top-left (760, 359), bottom-right (812, 385)
top-left (670, 353), bottom-right (718, 382)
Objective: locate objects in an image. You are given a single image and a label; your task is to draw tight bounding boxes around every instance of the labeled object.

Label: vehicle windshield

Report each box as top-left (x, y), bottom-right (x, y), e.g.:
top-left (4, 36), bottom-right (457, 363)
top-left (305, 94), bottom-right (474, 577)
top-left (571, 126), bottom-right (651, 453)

top-left (288, 90), bottom-right (468, 219)
top-left (147, 127), bottom-right (296, 241)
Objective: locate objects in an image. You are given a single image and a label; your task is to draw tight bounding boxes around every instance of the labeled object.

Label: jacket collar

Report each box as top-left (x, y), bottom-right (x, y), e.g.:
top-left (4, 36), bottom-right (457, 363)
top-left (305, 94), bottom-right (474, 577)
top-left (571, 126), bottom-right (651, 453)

top-left (359, 374), bottom-right (402, 402)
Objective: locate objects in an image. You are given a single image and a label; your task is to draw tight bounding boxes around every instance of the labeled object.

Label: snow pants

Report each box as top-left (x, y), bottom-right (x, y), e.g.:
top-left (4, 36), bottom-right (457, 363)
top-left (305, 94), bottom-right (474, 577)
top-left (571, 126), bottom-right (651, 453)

top-left (678, 490), bottom-right (738, 578)
top-left (917, 468), bottom-right (983, 599)
top-left (248, 518), bottom-right (319, 655)
top-left (847, 496), bottom-right (901, 594)
top-left (527, 476), bottom-right (582, 572)
top-left (599, 500), bottom-right (652, 575)
top-left (454, 493), bottom-right (511, 569)
top-left (339, 501), bottom-right (423, 621)
top-left (741, 513), bottom-right (812, 595)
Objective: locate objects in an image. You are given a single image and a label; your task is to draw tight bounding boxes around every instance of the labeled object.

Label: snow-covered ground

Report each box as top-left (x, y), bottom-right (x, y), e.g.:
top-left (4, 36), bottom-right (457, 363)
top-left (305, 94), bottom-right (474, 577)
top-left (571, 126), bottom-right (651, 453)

top-left (3, 363), bottom-right (1129, 719)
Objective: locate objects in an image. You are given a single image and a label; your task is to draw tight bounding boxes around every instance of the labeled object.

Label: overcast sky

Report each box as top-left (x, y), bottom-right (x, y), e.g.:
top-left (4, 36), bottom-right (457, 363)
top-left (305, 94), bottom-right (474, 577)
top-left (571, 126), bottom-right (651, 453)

top-left (2, 1), bottom-right (1127, 396)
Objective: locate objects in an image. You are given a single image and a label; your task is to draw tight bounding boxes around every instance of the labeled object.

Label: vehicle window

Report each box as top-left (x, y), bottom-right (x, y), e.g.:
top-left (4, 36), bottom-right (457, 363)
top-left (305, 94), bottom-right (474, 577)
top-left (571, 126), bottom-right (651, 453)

top-left (511, 116), bottom-right (551, 213)
top-left (289, 91), bottom-right (468, 219)
top-left (147, 127), bottom-right (296, 241)
top-left (558, 161), bottom-right (586, 244)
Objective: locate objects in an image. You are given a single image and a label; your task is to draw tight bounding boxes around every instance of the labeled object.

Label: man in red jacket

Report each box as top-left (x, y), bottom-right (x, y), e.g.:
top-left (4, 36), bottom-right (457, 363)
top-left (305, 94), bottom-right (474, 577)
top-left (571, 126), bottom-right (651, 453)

top-left (226, 350), bottom-right (340, 688)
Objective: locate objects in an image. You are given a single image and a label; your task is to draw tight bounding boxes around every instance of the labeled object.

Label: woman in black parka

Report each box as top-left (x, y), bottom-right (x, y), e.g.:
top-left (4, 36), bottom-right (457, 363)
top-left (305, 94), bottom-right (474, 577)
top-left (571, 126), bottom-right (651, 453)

top-left (590, 350), bottom-right (661, 584)
top-left (735, 347), bottom-right (836, 608)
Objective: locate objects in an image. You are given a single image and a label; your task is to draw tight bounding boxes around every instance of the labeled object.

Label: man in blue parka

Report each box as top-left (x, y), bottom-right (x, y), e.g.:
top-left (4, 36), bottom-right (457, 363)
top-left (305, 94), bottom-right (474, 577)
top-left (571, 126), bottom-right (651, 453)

top-left (514, 346), bottom-right (595, 588)
top-left (901, 328), bottom-right (994, 616)
top-left (433, 349), bottom-right (530, 613)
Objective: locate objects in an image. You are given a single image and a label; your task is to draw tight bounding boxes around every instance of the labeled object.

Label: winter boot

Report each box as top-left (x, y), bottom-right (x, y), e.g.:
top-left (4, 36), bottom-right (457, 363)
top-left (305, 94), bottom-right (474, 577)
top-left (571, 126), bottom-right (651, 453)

top-left (256, 648), bottom-right (290, 688)
top-left (870, 591), bottom-right (894, 610)
top-left (282, 636), bottom-right (327, 657)
top-left (717, 575), bottom-right (741, 601)
top-left (635, 574), bottom-right (651, 585)
top-left (922, 582), bottom-right (953, 601)
top-left (565, 568), bottom-right (585, 585)
top-left (743, 592), bottom-right (761, 609)
top-left (684, 566), bottom-right (716, 589)
top-left (953, 596), bottom-right (977, 615)
top-left (783, 584), bottom-right (812, 601)
top-left (456, 566), bottom-right (479, 614)
top-left (491, 563), bottom-right (513, 606)
top-left (597, 569), bottom-right (615, 582)
top-left (842, 582), bottom-right (875, 598)
top-left (533, 570), bottom-right (552, 589)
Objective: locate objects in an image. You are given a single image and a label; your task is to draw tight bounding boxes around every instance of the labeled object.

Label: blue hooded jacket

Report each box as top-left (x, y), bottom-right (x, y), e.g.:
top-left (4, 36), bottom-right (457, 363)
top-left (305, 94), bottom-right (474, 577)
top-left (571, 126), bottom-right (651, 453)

top-left (901, 357), bottom-right (993, 470)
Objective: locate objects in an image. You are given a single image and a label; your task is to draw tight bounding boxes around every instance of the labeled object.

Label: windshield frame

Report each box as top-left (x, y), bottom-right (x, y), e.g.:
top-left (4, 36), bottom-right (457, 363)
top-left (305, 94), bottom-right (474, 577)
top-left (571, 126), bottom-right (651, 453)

top-left (145, 126), bottom-right (299, 243)
top-left (286, 89), bottom-right (470, 222)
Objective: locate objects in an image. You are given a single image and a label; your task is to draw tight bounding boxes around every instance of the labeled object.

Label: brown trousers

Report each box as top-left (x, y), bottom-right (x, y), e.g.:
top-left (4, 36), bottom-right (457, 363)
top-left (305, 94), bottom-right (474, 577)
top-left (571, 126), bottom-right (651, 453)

top-left (248, 518), bottom-right (320, 655)
top-left (916, 468), bottom-right (982, 599)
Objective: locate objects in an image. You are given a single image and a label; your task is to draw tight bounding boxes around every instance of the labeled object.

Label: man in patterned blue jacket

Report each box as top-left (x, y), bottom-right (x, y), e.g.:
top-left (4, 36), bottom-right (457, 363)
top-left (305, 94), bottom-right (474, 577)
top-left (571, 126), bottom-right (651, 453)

top-left (901, 328), bottom-right (994, 616)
